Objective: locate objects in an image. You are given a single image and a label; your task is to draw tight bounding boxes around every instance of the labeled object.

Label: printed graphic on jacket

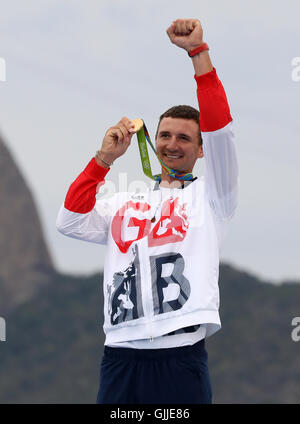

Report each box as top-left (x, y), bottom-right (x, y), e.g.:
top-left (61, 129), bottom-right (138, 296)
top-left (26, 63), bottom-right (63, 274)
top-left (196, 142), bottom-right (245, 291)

top-left (107, 245), bottom-right (192, 327)
top-left (111, 197), bottom-right (189, 253)
top-left (108, 245), bottom-right (144, 325)
top-left (163, 324), bottom-right (201, 337)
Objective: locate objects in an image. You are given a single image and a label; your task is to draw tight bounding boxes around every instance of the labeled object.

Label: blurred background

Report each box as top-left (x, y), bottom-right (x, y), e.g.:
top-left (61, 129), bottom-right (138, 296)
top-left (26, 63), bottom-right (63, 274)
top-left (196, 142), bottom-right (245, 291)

top-left (0, 0), bottom-right (299, 403)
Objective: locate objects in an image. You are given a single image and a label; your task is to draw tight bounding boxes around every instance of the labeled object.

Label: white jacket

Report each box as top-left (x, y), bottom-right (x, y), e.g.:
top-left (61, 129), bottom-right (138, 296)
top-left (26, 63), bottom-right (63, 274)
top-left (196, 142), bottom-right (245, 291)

top-left (56, 68), bottom-right (239, 348)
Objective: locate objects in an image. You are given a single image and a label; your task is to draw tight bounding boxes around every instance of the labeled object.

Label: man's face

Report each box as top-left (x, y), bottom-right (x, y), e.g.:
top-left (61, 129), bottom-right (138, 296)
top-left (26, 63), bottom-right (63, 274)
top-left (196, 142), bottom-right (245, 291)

top-left (155, 117), bottom-right (204, 175)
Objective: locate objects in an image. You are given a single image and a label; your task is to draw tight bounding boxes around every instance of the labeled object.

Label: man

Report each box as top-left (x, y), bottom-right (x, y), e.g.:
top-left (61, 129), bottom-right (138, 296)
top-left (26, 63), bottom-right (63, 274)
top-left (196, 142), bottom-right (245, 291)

top-left (56, 18), bottom-right (239, 404)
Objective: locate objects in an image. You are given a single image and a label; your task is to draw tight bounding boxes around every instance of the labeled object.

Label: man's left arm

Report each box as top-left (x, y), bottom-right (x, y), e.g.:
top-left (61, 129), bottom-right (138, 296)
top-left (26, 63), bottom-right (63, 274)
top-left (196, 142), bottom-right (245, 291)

top-left (167, 19), bottom-right (239, 221)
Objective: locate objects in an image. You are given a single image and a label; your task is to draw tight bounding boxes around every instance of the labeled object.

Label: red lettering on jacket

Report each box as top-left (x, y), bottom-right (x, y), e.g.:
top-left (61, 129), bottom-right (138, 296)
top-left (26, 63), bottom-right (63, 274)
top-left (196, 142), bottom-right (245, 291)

top-left (112, 201), bottom-right (151, 253)
top-left (148, 197), bottom-right (189, 247)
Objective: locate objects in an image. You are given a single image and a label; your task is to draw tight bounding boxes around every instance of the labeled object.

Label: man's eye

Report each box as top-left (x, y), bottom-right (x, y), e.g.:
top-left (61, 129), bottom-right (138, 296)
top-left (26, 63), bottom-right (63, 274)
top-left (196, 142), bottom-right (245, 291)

top-left (161, 134), bottom-right (169, 138)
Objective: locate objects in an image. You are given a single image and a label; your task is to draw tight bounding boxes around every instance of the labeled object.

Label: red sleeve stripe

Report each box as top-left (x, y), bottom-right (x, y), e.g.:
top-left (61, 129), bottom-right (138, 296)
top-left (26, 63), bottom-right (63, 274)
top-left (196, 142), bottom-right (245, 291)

top-left (194, 67), bottom-right (232, 132)
top-left (64, 158), bottom-right (110, 213)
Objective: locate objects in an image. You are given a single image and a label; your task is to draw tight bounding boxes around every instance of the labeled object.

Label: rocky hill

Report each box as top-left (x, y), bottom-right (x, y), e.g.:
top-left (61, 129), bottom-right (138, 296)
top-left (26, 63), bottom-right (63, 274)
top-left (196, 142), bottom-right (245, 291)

top-left (0, 134), bottom-right (54, 314)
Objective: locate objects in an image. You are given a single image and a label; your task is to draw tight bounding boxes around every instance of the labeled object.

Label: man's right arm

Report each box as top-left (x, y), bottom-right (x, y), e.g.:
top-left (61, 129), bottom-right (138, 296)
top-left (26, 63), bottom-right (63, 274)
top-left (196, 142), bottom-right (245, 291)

top-left (56, 117), bottom-right (135, 244)
top-left (56, 158), bottom-right (112, 244)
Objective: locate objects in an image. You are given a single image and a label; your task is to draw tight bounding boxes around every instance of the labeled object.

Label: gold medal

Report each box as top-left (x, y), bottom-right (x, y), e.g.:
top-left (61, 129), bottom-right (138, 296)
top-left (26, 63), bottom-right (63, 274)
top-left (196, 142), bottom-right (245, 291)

top-left (132, 118), bottom-right (144, 133)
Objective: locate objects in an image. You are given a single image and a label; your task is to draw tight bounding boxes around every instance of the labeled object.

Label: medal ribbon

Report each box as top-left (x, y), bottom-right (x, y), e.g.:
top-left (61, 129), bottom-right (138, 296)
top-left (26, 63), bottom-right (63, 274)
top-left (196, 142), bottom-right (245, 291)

top-left (136, 120), bottom-right (194, 182)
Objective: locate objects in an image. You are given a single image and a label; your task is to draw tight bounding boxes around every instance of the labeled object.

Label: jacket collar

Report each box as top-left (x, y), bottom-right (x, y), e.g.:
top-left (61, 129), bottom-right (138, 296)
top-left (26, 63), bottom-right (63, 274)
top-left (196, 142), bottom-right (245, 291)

top-left (153, 177), bottom-right (198, 191)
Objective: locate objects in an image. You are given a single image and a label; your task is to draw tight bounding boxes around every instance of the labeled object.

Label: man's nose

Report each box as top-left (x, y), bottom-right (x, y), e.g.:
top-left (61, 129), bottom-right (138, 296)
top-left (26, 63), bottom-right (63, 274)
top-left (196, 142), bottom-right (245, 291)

top-left (167, 135), bottom-right (178, 149)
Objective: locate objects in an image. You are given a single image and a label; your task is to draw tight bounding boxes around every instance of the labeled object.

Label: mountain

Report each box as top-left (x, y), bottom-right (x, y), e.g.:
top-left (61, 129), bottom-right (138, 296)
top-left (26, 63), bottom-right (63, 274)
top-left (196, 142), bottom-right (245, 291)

top-left (0, 135), bottom-right (54, 314)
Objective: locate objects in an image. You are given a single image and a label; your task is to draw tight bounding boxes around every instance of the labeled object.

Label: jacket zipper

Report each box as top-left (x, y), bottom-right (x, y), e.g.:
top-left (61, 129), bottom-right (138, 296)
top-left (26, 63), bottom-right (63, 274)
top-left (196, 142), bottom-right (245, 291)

top-left (142, 194), bottom-right (160, 343)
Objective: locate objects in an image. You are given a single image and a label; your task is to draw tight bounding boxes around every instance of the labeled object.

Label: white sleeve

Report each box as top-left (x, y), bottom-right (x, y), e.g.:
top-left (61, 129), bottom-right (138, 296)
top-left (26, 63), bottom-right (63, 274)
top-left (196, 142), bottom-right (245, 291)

top-left (203, 121), bottom-right (239, 221)
top-left (56, 198), bottom-right (113, 245)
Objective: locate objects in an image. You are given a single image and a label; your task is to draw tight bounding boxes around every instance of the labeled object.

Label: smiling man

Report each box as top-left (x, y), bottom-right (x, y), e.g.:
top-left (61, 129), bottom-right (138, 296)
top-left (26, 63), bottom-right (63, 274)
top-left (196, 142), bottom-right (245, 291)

top-left (56, 18), bottom-right (239, 404)
top-left (155, 108), bottom-right (204, 187)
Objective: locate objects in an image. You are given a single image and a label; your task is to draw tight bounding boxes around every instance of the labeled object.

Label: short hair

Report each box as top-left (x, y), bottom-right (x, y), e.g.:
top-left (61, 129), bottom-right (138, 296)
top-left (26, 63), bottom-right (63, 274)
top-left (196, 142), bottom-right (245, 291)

top-left (155, 105), bottom-right (202, 145)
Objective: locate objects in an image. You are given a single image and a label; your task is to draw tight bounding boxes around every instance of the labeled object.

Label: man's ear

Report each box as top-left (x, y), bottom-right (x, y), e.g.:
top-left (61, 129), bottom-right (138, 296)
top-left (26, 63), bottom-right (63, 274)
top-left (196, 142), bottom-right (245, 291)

top-left (198, 145), bottom-right (204, 158)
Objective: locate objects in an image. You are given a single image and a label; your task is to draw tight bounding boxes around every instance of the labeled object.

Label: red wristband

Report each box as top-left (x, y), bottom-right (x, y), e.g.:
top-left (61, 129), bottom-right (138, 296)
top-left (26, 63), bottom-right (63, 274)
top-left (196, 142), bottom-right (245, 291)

top-left (188, 43), bottom-right (209, 57)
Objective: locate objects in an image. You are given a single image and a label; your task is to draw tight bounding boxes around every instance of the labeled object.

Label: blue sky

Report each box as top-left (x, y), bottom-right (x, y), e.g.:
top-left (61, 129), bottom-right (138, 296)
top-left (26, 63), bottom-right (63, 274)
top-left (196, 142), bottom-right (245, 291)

top-left (0, 0), bottom-right (299, 283)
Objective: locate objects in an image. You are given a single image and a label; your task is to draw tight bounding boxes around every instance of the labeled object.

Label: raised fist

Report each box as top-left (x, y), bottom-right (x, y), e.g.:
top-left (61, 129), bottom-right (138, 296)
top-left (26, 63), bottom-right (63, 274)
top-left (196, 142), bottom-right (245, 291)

top-left (166, 19), bottom-right (204, 52)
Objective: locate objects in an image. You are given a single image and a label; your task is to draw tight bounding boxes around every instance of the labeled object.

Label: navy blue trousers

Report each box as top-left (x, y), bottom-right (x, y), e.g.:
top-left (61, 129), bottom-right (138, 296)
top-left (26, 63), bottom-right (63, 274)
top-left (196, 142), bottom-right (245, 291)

top-left (96, 338), bottom-right (212, 404)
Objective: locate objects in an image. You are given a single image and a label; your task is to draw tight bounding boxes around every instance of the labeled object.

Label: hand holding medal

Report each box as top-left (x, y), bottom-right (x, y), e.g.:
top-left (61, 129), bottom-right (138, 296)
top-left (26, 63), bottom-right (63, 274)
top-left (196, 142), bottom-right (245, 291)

top-left (96, 117), bottom-right (136, 167)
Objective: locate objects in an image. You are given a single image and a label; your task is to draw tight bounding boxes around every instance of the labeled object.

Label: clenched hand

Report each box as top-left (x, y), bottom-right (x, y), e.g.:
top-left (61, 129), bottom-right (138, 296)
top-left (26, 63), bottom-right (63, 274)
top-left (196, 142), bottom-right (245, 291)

top-left (166, 19), bottom-right (204, 52)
